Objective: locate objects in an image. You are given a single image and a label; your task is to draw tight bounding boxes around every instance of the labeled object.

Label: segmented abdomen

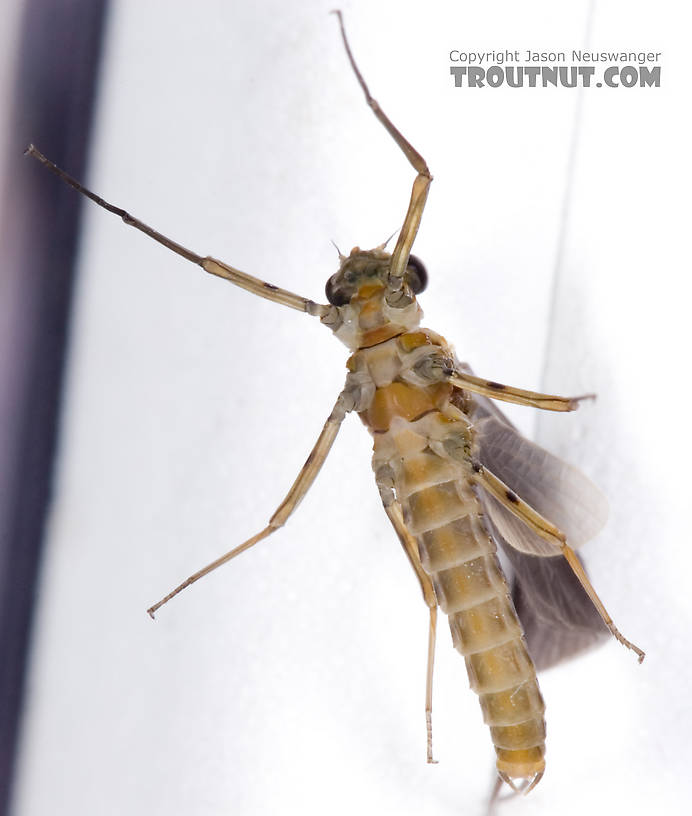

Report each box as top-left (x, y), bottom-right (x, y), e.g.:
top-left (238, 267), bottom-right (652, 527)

top-left (376, 411), bottom-right (546, 783)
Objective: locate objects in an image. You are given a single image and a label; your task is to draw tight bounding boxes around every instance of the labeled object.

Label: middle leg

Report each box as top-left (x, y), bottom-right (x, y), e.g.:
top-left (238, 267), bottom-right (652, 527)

top-left (147, 389), bottom-right (355, 617)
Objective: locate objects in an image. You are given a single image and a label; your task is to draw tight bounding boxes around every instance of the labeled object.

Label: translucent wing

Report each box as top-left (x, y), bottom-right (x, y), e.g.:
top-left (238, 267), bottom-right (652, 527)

top-left (461, 375), bottom-right (610, 667)
top-left (486, 515), bottom-right (608, 669)
top-left (474, 413), bottom-right (608, 556)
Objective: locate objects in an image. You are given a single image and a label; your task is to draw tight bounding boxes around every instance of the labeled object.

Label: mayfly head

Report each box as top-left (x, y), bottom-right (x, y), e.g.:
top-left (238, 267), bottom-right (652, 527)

top-left (325, 247), bottom-right (428, 350)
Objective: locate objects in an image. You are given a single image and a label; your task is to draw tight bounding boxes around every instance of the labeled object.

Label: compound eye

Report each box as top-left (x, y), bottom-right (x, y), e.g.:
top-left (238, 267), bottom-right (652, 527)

top-left (325, 276), bottom-right (351, 306)
top-left (406, 255), bottom-right (428, 294)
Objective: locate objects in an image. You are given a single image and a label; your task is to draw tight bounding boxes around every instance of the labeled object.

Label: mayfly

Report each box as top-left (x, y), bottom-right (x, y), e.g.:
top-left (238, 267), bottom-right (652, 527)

top-left (26, 11), bottom-right (644, 796)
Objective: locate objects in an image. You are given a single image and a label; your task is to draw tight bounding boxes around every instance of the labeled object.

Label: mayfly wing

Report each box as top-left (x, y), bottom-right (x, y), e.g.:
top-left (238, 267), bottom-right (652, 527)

top-left (464, 376), bottom-right (610, 668)
top-left (485, 513), bottom-right (608, 670)
top-left (474, 413), bottom-right (608, 555)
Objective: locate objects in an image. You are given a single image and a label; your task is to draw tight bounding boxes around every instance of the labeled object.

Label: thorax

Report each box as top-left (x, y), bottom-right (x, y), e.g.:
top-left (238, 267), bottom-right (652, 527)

top-left (348, 328), bottom-right (474, 442)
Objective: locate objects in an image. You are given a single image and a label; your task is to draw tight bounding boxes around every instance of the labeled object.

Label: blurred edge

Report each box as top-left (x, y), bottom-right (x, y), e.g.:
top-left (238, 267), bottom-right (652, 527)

top-left (0, 1), bottom-right (109, 813)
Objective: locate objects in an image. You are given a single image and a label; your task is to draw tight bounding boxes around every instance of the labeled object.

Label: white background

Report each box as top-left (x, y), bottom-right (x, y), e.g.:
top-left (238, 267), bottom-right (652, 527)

top-left (12, 1), bottom-right (692, 815)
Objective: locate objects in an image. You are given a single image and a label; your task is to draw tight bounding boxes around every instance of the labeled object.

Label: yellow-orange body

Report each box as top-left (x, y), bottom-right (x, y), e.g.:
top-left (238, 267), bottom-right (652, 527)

top-left (339, 274), bottom-right (546, 783)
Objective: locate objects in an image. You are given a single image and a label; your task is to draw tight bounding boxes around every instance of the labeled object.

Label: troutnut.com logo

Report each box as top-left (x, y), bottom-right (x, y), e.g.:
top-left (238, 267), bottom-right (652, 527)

top-left (449, 50), bottom-right (661, 88)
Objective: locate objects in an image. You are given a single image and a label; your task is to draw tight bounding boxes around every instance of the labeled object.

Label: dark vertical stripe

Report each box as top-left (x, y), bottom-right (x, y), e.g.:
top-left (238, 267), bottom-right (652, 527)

top-left (0, 2), bottom-right (109, 813)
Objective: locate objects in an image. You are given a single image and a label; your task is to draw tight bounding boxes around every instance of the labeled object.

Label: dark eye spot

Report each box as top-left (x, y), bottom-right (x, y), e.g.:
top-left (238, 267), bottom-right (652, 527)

top-left (406, 255), bottom-right (428, 294)
top-left (325, 276), bottom-right (351, 306)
